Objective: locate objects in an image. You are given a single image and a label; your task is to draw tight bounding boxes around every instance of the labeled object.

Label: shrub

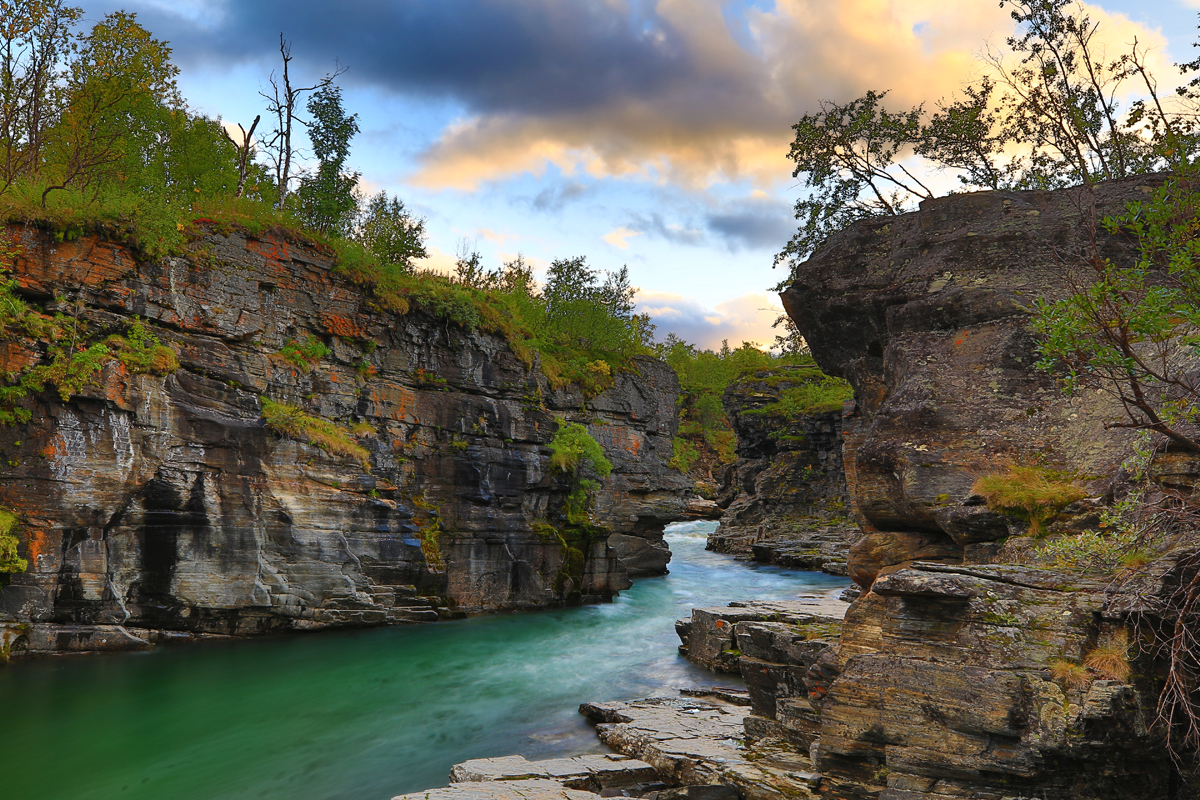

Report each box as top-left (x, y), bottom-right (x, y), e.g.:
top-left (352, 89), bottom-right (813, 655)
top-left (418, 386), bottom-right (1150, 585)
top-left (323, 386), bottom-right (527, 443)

top-left (0, 509), bottom-right (27, 573)
top-left (105, 320), bottom-right (179, 375)
top-left (278, 335), bottom-right (330, 370)
top-left (972, 465), bottom-right (1086, 536)
top-left (1037, 529), bottom-right (1140, 572)
top-left (549, 422), bottom-right (612, 477)
top-left (669, 436), bottom-right (700, 473)
top-left (260, 397), bottom-right (370, 471)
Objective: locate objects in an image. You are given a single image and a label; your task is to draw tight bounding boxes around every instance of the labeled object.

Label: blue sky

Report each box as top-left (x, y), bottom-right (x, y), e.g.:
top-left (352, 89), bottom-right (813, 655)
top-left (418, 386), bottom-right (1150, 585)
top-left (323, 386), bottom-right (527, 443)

top-left (76, 0), bottom-right (1199, 349)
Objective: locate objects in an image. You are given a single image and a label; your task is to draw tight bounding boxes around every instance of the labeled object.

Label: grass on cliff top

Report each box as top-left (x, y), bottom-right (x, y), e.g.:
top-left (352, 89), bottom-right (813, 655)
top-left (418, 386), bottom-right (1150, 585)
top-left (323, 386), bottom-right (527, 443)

top-left (0, 181), bottom-right (302, 260)
top-left (743, 365), bottom-right (853, 421)
top-left (2, 181), bottom-right (644, 396)
top-left (260, 398), bottom-right (371, 472)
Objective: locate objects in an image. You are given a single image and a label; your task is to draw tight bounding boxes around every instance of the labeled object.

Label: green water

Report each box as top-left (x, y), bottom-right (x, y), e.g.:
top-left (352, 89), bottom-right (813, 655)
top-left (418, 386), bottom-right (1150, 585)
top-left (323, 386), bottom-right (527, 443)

top-left (1, 522), bottom-right (847, 800)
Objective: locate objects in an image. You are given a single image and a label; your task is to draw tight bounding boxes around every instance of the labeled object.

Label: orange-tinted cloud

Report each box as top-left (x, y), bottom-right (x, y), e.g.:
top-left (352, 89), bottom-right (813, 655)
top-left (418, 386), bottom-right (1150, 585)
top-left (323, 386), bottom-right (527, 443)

top-left (638, 289), bottom-right (780, 350)
top-left (411, 0), bottom-right (1171, 191)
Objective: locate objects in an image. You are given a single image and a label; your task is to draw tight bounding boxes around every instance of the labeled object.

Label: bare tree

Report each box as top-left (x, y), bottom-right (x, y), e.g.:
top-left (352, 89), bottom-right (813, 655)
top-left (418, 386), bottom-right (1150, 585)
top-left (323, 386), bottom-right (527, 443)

top-left (224, 114), bottom-right (259, 198)
top-left (0, 0), bottom-right (82, 194)
top-left (259, 34), bottom-right (344, 208)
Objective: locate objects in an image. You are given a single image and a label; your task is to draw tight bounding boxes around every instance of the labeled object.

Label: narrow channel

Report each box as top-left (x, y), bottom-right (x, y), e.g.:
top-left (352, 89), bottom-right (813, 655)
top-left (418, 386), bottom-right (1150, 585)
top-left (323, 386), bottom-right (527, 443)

top-left (1, 522), bottom-right (848, 800)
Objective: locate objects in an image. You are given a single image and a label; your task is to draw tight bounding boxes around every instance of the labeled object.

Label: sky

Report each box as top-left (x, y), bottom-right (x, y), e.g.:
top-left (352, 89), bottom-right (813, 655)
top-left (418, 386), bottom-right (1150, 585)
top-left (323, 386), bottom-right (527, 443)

top-left (74, 0), bottom-right (1199, 350)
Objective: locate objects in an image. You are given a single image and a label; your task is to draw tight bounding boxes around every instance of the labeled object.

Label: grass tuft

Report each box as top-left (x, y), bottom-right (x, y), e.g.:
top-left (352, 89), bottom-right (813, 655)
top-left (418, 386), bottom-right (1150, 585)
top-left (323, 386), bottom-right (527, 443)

top-left (1049, 658), bottom-right (1092, 689)
top-left (1085, 630), bottom-right (1132, 682)
top-left (972, 464), bottom-right (1086, 536)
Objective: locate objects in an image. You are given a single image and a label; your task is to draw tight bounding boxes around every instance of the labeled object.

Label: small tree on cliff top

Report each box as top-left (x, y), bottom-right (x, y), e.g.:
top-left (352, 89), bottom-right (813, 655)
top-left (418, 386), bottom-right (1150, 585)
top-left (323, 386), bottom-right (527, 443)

top-left (776, 0), bottom-right (1197, 277)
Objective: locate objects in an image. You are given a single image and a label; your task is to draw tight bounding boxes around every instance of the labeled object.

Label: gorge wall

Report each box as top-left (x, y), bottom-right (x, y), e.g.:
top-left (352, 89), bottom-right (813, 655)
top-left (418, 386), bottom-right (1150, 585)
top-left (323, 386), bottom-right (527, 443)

top-left (0, 224), bottom-right (689, 657)
top-left (709, 366), bottom-right (857, 574)
top-left (773, 176), bottom-right (1197, 799)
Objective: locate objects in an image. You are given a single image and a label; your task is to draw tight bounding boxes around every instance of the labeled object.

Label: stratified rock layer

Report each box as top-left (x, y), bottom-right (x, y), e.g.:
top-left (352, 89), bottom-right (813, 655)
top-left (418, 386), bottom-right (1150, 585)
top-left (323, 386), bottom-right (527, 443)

top-left (710, 367), bottom-right (857, 573)
top-left (781, 180), bottom-right (1151, 580)
top-left (776, 179), bottom-right (1191, 798)
top-left (0, 225), bottom-right (688, 656)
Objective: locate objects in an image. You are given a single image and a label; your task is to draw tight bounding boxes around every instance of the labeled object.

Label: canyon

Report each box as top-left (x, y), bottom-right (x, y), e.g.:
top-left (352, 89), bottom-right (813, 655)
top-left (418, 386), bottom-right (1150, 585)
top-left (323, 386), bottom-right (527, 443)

top-left (0, 224), bottom-right (689, 657)
top-left (2, 175), bottom-right (1198, 800)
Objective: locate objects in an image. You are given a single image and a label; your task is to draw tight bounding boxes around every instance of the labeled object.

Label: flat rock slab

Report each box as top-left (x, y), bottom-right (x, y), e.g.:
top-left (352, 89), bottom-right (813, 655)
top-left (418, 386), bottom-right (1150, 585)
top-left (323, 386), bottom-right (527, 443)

top-left (392, 778), bottom-right (598, 800)
top-left (451, 753), bottom-right (659, 789)
top-left (579, 696), bottom-right (820, 800)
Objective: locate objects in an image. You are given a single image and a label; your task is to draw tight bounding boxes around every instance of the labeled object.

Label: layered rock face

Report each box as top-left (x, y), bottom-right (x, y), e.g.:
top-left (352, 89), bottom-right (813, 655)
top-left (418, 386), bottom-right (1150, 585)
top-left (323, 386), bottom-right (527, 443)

top-left (0, 225), bottom-right (688, 656)
top-left (775, 178), bottom-right (1191, 798)
top-left (781, 180), bottom-right (1153, 583)
top-left (709, 367), bottom-right (857, 574)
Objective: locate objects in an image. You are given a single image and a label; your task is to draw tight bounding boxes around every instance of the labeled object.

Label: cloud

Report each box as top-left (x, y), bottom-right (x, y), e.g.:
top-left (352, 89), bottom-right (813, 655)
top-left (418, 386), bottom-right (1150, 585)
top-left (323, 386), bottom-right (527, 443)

top-left (413, 243), bottom-right (457, 277)
top-left (602, 226), bottom-right (642, 250)
top-left (477, 228), bottom-right (518, 246)
top-left (114, 0), bottom-right (1173, 191)
top-left (530, 180), bottom-right (592, 212)
top-left (628, 212), bottom-right (705, 246)
top-left (637, 289), bottom-right (780, 350)
top-left (705, 195), bottom-right (795, 251)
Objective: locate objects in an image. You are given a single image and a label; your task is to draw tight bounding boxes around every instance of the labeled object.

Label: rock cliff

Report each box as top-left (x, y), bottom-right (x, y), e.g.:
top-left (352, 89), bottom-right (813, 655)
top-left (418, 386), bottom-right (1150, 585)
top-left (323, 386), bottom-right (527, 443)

top-left (773, 178), bottom-right (1197, 798)
top-left (0, 224), bottom-right (689, 657)
top-left (709, 367), bottom-right (857, 574)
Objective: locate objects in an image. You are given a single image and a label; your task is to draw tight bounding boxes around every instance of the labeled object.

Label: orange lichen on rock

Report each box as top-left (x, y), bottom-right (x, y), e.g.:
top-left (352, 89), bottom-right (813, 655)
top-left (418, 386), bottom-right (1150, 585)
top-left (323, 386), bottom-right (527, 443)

top-left (321, 313), bottom-right (367, 339)
top-left (24, 527), bottom-right (49, 570)
top-left (0, 341), bottom-right (41, 374)
top-left (248, 236), bottom-right (293, 265)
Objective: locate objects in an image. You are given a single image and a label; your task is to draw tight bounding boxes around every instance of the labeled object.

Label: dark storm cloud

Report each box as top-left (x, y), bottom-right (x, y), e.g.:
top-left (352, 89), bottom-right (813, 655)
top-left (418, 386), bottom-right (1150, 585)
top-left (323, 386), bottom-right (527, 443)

top-left (706, 199), bottom-right (795, 251)
top-left (104, 0), bottom-right (693, 116)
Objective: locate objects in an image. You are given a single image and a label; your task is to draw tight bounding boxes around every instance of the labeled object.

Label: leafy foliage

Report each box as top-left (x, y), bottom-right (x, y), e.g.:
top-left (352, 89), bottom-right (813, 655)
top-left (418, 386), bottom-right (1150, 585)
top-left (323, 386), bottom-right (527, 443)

top-left (0, 508), bottom-right (26, 573)
top-left (105, 320), bottom-right (179, 375)
top-left (292, 82), bottom-right (359, 236)
top-left (352, 191), bottom-right (427, 272)
top-left (656, 337), bottom-right (841, 477)
top-left (745, 365), bottom-right (853, 421)
top-left (1033, 165), bottom-right (1200, 452)
top-left (278, 334), bottom-right (329, 371)
top-left (776, 0), bottom-right (1199, 276)
top-left (549, 421), bottom-right (612, 477)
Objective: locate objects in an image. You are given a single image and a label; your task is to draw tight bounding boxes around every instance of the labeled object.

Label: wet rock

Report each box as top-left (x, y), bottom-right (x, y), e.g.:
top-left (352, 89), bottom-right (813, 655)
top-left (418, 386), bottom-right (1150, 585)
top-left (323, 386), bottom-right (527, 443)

top-left (392, 779), bottom-right (599, 800)
top-left (451, 754), bottom-right (660, 791)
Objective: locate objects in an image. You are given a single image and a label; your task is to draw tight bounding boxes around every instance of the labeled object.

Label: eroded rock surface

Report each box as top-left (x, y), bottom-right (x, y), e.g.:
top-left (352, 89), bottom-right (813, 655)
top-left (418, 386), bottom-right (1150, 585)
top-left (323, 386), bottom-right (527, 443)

top-left (709, 368), bottom-right (857, 575)
top-left (676, 597), bottom-right (848, 674)
top-left (580, 696), bottom-right (822, 800)
top-left (0, 225), bottom-right (689, 656)
top-left (781, 180), bottom-right (1156, 583)
top-left (773, 178), bottom-right (1191, 798)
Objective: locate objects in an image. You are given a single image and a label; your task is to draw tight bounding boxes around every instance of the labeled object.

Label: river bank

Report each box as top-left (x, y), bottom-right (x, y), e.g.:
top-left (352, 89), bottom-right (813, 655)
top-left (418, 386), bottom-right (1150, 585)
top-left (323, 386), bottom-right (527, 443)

top-left (0, 521), bottom-right (847, 800)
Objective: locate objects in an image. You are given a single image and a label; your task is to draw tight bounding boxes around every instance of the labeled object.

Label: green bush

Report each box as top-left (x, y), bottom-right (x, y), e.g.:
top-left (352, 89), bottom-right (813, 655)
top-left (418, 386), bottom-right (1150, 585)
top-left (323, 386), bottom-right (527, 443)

top-left (278, 335), bottom-right (330, 370)
top-left (0, 509), bottom-right (27, 573)
top-left (260, 397), bottom-right (370, 471)
top-left (106, 320), bottom-right (179, 375)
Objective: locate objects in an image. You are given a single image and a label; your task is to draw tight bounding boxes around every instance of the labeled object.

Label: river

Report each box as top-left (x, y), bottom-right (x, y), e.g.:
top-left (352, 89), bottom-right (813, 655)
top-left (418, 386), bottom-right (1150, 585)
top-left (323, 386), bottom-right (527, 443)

top-left (1, 521), bottom-right (848, 800)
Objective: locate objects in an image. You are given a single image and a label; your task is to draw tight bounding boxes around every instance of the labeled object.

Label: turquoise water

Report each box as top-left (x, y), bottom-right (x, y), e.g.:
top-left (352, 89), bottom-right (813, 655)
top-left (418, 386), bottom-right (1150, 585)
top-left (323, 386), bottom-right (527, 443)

top-left (1, 522), bottom-right (847, 800)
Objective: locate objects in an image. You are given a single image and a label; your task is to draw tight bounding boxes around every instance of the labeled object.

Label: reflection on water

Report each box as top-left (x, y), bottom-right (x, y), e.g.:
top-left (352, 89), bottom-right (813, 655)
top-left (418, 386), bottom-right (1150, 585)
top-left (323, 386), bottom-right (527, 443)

top-left (0, 521), bottom-right (847, 800)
